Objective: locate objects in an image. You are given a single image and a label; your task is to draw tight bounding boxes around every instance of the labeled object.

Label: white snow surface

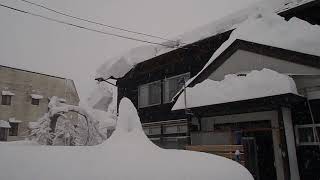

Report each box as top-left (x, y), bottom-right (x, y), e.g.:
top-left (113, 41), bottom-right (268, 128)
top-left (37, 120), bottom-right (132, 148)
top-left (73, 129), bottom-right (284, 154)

top-left (173, 69), bottom-right (298, 110)
top-left (8, 118), bottom-right (22, 123)
top-left (0, 98), bottom-right (253, 180)
top-left (30, 94), bottom-right (44, 99)
top-left (188, 11), bottom-right (320, 87)
top-left (0, 120), bottom-right (11, 128)
top-left (96, 0), bottom-right (314, 80)
top-left (2, 90), bottom-right (15, 96)
top-left (87, 86), bottom-right (113, 111)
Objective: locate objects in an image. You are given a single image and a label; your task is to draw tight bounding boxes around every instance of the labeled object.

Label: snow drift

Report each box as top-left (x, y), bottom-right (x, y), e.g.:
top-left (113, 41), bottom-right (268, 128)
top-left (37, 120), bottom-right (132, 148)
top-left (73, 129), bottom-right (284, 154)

top-left (0, 98), bottom-right (253, 180)
top-left (173, 69), bottom-right (298, 110)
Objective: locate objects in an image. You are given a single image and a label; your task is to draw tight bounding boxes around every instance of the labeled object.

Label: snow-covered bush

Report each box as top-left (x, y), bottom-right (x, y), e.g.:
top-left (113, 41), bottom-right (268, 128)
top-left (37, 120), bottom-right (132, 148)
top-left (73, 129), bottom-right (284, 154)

top-left (29, 96), bottom-right (116, 146)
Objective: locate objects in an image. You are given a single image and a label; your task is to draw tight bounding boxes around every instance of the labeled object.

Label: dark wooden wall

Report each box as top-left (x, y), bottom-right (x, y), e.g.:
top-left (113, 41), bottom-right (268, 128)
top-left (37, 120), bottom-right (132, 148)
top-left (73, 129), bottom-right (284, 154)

top-left (117, 30), bottom-right (232, 123)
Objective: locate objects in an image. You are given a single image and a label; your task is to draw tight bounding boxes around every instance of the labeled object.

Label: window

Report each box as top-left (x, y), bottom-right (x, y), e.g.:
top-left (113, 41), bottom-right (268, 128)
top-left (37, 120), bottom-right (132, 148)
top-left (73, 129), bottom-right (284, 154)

top-left (1, 95), bottom-right (12, 105)
top-left (138, 81), bottom-right (161, 108)
top-left (143, 126), bottom-right (161, 135)
top-left (9, 123), bottom-right (18, 136)
top-left (163, 73), bottom-right (190, 103)
top-left (31, 98), bottom-right (40, 105)
top-left (296, 124), bottom-right (320, 145)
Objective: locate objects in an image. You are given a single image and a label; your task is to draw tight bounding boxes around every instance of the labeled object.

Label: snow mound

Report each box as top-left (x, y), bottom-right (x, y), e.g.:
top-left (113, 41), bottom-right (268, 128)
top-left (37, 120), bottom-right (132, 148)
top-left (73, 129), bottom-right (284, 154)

top-left (96, 0), bottom-right (313, 80)
top-left (0, 98), bottom-right (253, 180)
top-left (173, 69), bottom-right (298, 110)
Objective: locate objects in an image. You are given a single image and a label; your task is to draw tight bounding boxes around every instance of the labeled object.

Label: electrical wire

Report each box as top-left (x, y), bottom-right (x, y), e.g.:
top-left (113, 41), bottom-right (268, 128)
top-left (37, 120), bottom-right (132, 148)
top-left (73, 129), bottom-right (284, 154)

top-left (0, 3), bottom-right (179, 48)
top-left (17, 0), bottom-right (181, 45)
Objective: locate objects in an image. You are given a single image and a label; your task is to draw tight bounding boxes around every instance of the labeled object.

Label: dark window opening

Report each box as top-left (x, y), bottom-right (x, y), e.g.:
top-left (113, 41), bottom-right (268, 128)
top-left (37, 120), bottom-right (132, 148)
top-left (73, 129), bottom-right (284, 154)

top-left (0, 128), bottom-right (8, 141)
top-left (31, 98), bottom-right (40, 105)
top-left (1, 95), bottom-right (11, 105)
top-left (9, 123), bottom-right (18, 136)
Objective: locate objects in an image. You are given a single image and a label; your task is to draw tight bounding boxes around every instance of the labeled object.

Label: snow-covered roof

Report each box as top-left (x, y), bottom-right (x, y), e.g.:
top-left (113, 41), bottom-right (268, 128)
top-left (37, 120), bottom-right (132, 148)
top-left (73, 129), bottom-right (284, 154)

top-left (172, 69), bottom-right (298, 110)
top-left (0, 120), bottom-right (11, 128)
top-left (2, 90), bottom-right (15, 96)
top-left (30, 94), bottom-right (43, 99)
top-left (0, 98), bottom-right (253, 180)
top-left (96, 0), bottom-right (315, 80)
top-left (8, 118), bottom-right (22, 123)
top-left (187, 11), bottom-right (320, 87)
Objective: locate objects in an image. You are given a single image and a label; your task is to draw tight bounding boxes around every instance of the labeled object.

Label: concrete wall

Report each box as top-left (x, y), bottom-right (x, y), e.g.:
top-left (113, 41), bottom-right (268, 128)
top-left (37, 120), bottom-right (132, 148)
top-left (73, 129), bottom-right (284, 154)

top-left (208, 49), bottom-right (320, 81)
top-left (0, 66), bottom-right (80, 140)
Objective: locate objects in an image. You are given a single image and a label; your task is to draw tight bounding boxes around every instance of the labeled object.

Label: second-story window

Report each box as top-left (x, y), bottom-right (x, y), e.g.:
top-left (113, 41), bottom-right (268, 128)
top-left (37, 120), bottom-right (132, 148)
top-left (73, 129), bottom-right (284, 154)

top-left (1, 91), bottom-right (15, 106)
top-left (138, 81), bottom-right (161, 108)
top-left (163, 73), bottom-right (190, 103)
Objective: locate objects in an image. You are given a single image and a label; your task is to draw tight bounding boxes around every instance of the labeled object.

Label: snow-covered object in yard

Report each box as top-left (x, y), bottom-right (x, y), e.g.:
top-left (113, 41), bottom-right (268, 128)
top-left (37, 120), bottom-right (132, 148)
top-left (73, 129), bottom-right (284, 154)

top-left (96, 0), bottom-right (314, 80)
top-left (173, 69), bottom-right (298, 110)
top-left (0, 120), bottom-right (11, 128)
top-left (31, 94), bottom-right (43, 99)
top-left (187, 12), bottom-right (320, 87)
top-left (0, 98), bottom-right (253, 180)
top-left (87, 86), bottom-right (113, 111)
top-left (1, 90), bottom-right (14, 96)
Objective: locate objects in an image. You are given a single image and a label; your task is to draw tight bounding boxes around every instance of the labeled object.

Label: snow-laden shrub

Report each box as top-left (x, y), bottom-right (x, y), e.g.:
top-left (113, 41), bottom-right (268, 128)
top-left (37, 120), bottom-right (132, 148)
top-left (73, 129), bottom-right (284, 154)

top-left (29, 96), bottom-right (116, 146)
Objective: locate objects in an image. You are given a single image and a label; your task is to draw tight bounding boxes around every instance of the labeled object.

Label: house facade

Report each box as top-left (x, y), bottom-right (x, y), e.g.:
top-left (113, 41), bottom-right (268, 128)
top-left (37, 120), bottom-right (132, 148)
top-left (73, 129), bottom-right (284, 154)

top-left (103, 1), bottom-right (320, 180)
top-left (115, 0), bottom-right (320, 149)
top-left (178, 39), bottom-right (320, 180)
top-left (0, 65), bottom-right (80, 141)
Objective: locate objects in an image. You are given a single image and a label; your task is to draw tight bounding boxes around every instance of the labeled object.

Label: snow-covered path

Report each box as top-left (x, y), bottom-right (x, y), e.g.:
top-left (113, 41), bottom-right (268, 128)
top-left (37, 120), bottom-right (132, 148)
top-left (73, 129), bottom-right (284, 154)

top-left (0, 98), bottom-right (253, 180)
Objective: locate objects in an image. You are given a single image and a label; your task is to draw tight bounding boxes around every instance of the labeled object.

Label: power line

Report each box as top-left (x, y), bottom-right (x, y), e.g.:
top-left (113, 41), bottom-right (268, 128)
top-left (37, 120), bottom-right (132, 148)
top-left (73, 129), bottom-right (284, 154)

top-left (17, 0), bottom-right (181, 45)
top-left (0, 3), bottom-right (179, 48)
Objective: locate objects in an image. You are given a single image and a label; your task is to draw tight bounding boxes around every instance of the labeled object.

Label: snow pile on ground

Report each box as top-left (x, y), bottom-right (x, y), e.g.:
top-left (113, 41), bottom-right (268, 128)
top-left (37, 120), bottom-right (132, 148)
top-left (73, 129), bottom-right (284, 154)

top-left (96, 0), bottom-right (312, 80)
top-left (187, 10), bottom-right (320, 87)
top-left (0, 98), bottom-right (253, 180)
top-left (173, 69), bottom-right (298, 110)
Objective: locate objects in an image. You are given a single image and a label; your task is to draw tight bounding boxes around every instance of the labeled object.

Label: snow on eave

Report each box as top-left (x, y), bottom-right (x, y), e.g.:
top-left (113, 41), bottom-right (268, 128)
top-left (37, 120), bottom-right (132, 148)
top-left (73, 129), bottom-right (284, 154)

top-left (0, 120), bottom-right (11, 128)
top-left (9, 118), bottom-right (22, 123)
top-left (2, 90), bottom-right (15, 96)
top-left (172, 69), bottom-right (298, 110)
top-left (97, 0), bottom-right (312, 80)
top-left (31, 94), bottom-right (44, 99)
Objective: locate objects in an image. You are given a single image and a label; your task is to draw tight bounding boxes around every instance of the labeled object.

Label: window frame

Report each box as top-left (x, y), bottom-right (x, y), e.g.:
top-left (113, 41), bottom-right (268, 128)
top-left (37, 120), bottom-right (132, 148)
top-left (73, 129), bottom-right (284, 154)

top-left (163, 72), bottom-right (190, 104)
top-left (295, 124), bottom-right (320, 146)
top-left (138, 80), bottom-right (162, 108)
top-left (1, 95), bottom-right (12, 105)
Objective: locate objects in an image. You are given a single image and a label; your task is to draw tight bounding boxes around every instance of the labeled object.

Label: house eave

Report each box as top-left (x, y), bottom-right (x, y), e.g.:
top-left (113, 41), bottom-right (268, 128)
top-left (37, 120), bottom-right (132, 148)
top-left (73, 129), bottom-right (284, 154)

top-left (180, 93), bottom-right (306, 117)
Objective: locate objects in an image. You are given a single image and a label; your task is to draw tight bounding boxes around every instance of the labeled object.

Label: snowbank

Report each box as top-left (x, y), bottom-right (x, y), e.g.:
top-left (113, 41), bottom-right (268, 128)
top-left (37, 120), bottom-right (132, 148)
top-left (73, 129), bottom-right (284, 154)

top-left (188, 11), bottom-right (320, 87)
top-left (173, 69), bottom-right (298, 110)
top-left (96, 0), bottom-right (313, 80)
top-left (0, 98), bottom-right (253, 180)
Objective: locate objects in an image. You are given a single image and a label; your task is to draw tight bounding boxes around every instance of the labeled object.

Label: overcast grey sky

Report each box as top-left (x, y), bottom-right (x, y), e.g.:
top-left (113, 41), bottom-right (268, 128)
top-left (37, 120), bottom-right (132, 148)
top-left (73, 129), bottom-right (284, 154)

top-left (0, 0), bottom-right (259, 101)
